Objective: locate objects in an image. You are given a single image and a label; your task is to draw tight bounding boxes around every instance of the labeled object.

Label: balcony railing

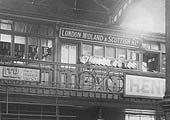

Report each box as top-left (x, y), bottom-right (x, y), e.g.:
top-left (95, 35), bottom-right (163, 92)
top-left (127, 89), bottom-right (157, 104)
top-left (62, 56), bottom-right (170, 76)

top-left (0, 56), bottom-right (165, 99)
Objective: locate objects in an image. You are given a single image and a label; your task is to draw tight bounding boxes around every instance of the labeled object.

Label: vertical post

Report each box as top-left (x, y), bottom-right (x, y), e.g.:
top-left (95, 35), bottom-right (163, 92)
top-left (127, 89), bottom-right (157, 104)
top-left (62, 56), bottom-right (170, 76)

top-left (165, 0), bottom-right (170, 97)
top-left (6, 85), bottom-right (8, 114)
top-left (56, 94), bottom-right (59, 120)
top-left (0, 103), bottom-right (1, 120)
top-left (55, 25), bottom-right (59, 120)
top-left (161, 1), bottom-right (170, 120)
top-left (4, 82), bottom-right (8, 114)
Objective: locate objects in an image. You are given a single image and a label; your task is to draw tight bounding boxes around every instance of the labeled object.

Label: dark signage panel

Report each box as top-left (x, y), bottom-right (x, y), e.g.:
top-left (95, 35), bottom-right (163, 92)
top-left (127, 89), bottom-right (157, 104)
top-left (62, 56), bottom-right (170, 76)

top-left (59, 27), bottom-right (142, 48)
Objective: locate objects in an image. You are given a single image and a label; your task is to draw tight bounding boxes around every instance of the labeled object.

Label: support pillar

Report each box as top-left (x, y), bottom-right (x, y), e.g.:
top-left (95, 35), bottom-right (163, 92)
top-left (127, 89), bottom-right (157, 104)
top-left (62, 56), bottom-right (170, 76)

top-left (160, 0), bottom-right (170, 120)
top-left (0, 103), bottom-right (1, 120)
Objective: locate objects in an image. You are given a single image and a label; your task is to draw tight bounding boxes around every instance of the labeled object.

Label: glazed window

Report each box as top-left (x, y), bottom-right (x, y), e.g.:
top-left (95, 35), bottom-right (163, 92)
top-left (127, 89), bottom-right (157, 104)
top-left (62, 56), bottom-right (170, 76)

top-left (41, 39), bottom-right (52, 61)
top-left (14, 22), bottom-right (27, 33)
top-left (127, 50), bottom-right (139, 61)
top-left (125, 109), bottom-right (155, 120)
top-left (143, 41), bottom-right (150, 49)
top-left (150, 42), bottom-right (160, 50)
top-left (127, 50), bottom-right (139, 69)
top-left (60, 73), bottom-right (76, 88)
top-left (162, 53), bottom-right (166, 73)
top-left (161, 43), bottom-right (165, 52)
top-left (0, 19), bottom-right (12, 30)
top-left (61, 44), bottom-right (77, 64)
top-left (142, 52), bottom-right (159, 72)
top-left (105, 46), bottom-right (116, 58)
top-left (39, 25), bottom-right (54, 37)
top-left (117, 48), bottom-right (126, 59)
top-left (41, 71), bottom-right (51, 85)
top-left (82, 44), bottom-right (92, 56)
top-left (28, 37), bottom-right (39, 60)
top-left (126, 114), bottom-right (155, 120)
top-left (0, 34), bottom-right (11, 56)
top-left (94, 45), bottom-right (104, 57)
top-left (27, 23), bottom-right (38, 34)
top-left (14, 36), bottom-right (26, 59)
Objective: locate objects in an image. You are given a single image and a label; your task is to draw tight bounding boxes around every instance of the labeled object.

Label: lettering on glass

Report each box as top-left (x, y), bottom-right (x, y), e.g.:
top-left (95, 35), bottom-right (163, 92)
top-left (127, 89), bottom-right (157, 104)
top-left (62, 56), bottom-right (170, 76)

top-left (42, 47), bottom-right (51, 58)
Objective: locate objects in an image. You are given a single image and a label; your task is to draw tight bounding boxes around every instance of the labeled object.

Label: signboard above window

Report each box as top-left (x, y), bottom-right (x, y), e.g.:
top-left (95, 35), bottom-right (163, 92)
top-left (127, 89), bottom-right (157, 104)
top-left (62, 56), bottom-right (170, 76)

top-left (59, 27), bottom-right (143, 48)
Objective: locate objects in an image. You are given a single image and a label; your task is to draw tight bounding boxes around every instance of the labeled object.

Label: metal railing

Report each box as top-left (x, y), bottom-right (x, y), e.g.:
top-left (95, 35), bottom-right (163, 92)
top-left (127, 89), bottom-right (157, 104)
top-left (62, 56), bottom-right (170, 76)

top-left (0, 56), bottom-right (165, 95)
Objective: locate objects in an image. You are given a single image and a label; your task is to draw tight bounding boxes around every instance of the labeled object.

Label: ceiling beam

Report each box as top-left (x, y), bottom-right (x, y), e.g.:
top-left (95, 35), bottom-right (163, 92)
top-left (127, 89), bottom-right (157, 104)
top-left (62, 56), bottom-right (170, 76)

top-left (93, 0), bottom-right (110, 13)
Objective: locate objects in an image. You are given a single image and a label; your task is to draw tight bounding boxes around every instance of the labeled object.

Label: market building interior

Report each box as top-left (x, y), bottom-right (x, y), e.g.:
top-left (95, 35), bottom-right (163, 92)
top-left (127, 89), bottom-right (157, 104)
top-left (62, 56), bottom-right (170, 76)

top-left (0, 0), bottom-right (167, 120)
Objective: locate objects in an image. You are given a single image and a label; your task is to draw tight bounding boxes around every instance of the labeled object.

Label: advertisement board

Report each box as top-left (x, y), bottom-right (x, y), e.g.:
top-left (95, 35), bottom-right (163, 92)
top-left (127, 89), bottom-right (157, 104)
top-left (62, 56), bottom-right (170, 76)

top-left (59, 27), bottom-right (142, 48)
top-left (124, 74), bottom-right (165, 98)
top-left (0, 65), bottom-right (40, 81)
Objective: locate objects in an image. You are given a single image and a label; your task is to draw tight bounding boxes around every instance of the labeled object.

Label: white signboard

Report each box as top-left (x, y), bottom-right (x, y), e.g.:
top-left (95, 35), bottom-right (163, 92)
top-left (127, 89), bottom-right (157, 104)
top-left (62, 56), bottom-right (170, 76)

top-left (124, 75), bottom-right (165, 98)
top-left (0, 66), bottom-right (40, 81)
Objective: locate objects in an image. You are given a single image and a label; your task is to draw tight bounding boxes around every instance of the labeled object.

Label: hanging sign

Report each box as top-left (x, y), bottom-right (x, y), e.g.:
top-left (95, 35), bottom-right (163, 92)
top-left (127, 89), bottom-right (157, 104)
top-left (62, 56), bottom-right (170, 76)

top-left (59, 27), bottom-right (142, 48)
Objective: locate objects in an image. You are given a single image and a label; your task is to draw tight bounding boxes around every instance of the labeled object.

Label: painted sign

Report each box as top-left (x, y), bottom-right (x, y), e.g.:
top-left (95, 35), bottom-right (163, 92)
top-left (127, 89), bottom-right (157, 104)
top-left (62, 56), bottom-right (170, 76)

top-left (0, 66), bottom-right (40, 81)
top-left (124, 75), bottom-right (165, 98)
top-left (59, 28), bottom-right (142, 48)
top-left (80, 56), bottom-right (137, 69)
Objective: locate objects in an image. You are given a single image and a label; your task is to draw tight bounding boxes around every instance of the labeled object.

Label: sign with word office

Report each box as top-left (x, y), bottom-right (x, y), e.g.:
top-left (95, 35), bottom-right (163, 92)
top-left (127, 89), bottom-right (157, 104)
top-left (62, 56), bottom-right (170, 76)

top-left (0, 66), bottom-right (40, 81)
top-left (124, 75), bottom-right (165, 98)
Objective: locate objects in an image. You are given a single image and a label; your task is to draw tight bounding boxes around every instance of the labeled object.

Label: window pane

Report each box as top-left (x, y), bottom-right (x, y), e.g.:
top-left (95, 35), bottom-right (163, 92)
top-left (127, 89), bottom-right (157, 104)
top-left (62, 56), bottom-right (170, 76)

top-left (150, 42), bottom-right (160, 50)
top-left (143, 53), bottom-right (159, 72)
top-left (61, 44), bottom-right (69, 63)
top-left (41, 39), bottom-right (52, 61)
top-left (126, 114), bottom-right (155, 120)
top-left (0, 19), bottom-right (12, 30)
top-left (14, 36), bottom-right (26, 59)
top-left (82, 44), bottom-right (92, 56)
top-left (61, 44), bottom-right (77, 64)
top-left (15, 22), bottom-right (27, 32)
top-left (94, 45), bottom-right (104, 57)
top-left (39, 25), bottom-right (54, 37)
top-left (28, 37), bottom-right (39, 60)
top-left (41, 71), bottom-right (51, 85)
top-left (0, 34), bottom-right (11, 56)
top-left (162, 53), bottom-right (166, 73)
top-left (143, 41), bottom-right (150, 49)
top-left (69, 45), bottom-right (77, 64)
top-left (161, 43), bottom-right (165, 52)
top-left (106, 47), bottom-right (115, 58)
top-left (27, 23), bottom-right (38, 34)
top-left (128, 50), bottom-right (139, 61)
top-left (117, 48), bottom-right (126, 59)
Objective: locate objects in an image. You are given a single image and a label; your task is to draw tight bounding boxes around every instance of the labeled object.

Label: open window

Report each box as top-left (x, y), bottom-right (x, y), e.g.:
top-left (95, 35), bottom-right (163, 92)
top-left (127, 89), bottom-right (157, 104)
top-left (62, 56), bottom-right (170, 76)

top-left (14, 36), bottom-right (26, 59)
top-left (127, 50), bottom-right (139, 70)
top-left (28, 37), bottom-right (39, 60)
top-left (0, 34), bottom-right (11, 56)
top-left (142, 52), bottom-right (160, 72)
top-left (41, 39), bottom-right (52, 61)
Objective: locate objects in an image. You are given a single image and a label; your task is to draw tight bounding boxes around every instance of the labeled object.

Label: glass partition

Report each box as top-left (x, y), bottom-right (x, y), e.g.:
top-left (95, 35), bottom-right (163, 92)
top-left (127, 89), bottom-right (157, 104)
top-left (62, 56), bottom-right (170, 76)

top-left (0, 19), bottom-right (12, 31)
top-left (28, 37), bottom-right (39, 60)
top-left (14, 36), bottom-right (26, 59)
top-left (41, 39), bottom-right (52, 61)
top-left (0, 34), bottom-right (11, 56)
